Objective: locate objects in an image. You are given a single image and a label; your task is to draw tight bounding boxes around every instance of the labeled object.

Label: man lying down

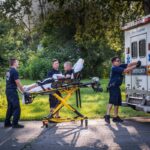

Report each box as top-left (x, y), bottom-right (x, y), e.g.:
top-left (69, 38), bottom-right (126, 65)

top-left (22, 58), bottom-right (84, 104)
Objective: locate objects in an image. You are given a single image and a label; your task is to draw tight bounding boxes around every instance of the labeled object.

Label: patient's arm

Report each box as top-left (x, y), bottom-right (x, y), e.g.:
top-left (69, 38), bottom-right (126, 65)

top-left (23, 77), bottom-right (54, 92)
top-left (23, 83), bottom-right (38, 91)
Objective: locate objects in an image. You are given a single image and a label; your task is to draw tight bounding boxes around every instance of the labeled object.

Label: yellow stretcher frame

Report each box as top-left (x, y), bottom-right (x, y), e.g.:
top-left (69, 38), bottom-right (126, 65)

top-left (26, 78), bottom-right (102, 128)
top-left (41, 86), bottom-right (88, 128)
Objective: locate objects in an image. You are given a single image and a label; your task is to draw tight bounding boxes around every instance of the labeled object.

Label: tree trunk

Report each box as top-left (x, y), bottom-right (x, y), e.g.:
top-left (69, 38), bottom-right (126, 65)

top-left (143, 0), bottom-right (150, 15)
top-left (38, 0), bottom-right (45, 21)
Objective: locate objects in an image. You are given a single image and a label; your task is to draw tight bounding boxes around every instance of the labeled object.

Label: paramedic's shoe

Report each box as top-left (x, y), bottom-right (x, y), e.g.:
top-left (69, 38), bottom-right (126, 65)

top-left (104, 115), bottom-right (110, 124)
top-left (12, 124), bottom-right (24, 128)
top-left (4, 123), bottom-right (12, 128)
top-left (112, 116), bottom-right (123, 123)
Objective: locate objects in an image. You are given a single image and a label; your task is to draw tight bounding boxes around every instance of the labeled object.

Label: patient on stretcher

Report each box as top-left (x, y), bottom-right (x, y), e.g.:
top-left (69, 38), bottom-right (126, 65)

top-left (22, 59), bottom-right (84, 104)
top-left (23, 74), bottom-right (63, 93)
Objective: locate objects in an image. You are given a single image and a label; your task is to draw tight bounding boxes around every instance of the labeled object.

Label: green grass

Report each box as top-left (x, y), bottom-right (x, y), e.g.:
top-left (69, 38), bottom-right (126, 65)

top-left (0, 78), bottom-right (149, 121)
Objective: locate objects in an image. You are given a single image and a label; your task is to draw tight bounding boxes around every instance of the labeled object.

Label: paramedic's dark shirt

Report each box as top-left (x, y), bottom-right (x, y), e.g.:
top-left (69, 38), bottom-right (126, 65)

top-left (47, 69), bottom-right (61, 78)
top-left (47, 68), bottom-right (61, 107)
top-left (64, 69), bottom-right (74, 76)
top-left (109, 64), bottom-right (127, 87)
top-left (6, 67), bottom-right (19, 89)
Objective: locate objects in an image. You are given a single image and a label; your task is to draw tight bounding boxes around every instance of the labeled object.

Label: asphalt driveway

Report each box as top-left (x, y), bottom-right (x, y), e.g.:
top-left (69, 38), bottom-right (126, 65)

top-left (0, 117), bottom-right (150, 150)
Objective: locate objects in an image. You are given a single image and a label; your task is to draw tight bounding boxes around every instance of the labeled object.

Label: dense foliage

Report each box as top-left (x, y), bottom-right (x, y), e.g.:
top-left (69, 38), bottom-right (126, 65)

top-left (0, 0), bottom-right (148, 79)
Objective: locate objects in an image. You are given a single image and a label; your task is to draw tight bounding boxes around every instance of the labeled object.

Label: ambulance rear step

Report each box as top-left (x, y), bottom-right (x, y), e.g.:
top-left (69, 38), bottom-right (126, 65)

top-left (122, 102), bottom-right (150, 113)
top-left (127, 96), bottom-right (143, 105)
top-left (128, 96), bottom-right (143, 100)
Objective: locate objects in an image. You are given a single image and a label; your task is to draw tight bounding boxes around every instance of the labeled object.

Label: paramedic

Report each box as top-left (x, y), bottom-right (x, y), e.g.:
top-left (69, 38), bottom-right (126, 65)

top-left (104, 56), bottom-right (141, 124)
top-left (4, 58), bottom-right (24, 128)
top-left (47, 59), bottom-right (61, 118)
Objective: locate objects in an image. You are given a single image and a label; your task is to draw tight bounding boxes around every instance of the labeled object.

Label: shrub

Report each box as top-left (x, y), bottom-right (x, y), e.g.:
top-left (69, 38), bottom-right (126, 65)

top-left (19, 56), bottom-right (51, 80)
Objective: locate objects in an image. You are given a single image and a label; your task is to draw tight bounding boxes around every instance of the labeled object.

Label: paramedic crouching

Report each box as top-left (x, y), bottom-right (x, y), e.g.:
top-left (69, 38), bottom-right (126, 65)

top-left (4, 58), bottom-right (24, 128)
top-left (104, 56), bottom-right (141, 124)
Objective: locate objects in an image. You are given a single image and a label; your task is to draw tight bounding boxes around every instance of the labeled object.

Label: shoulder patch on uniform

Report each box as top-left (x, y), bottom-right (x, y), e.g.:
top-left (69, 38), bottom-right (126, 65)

top-left (6, 72), bottom-right (10, 80)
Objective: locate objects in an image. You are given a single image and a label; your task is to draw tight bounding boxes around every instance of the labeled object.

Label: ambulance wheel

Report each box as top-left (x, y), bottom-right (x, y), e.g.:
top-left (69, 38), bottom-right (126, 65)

top-left (85, 119), bottom-right (88, 128)
top-left (81, 120), bottom-right (83, 126)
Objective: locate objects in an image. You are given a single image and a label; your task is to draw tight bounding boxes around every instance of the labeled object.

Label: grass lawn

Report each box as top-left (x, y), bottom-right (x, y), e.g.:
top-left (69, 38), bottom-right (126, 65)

top-left (0, 78), bottom-right (149, 121)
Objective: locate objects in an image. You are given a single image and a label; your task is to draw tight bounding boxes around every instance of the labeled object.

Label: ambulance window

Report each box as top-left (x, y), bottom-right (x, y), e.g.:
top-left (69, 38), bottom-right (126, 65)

top-left (139, 39), bottom-right (146, 57)
top-left (131, 42), bottom-right (137, 58)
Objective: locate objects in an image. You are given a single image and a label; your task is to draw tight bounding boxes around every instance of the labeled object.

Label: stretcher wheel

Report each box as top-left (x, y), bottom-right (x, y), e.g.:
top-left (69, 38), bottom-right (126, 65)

top-left (43, 120), bottom-right (48, 128)
top-left (85, 119), bottom-right (88, 128)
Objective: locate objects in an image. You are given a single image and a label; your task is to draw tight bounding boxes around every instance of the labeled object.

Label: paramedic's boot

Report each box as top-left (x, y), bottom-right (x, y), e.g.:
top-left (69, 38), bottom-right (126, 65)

top-left (104, 115), bottom-right (110, 124)
top-left (112, 116), bottom-right (123, 123)
top-left (12, 124), bottom-right (24, 128)
top-left (4, 123), bottom-right (12, 128)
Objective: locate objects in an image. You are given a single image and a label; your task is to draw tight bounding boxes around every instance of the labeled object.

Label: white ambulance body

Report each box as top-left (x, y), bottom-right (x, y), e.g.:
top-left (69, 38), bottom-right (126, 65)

top-left (122, 15), bottom-right (150, 113)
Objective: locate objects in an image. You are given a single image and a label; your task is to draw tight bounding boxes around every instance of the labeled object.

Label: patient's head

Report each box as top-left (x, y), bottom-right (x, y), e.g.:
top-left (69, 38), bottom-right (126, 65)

top-left (64, 61), bottom-right (72, 72)
top-left (52, 59), bottom-right (59, 70)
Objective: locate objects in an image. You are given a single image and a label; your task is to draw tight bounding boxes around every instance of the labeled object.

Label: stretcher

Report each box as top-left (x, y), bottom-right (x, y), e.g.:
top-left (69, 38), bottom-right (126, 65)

top-left (23, 77), bottom-right (102, 127)
top-left (22, 59), bottom-right (103, 127)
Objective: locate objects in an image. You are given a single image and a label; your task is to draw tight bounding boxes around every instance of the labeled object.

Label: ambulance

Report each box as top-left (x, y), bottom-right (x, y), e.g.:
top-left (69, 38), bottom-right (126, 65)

top-left (122, 14), bottom-right (150, 113)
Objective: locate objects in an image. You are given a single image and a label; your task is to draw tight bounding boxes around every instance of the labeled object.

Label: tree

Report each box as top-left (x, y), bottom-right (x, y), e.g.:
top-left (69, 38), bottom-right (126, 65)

top-left (1, 0), bottom-right (149, 78)
top-left (42, 0), bottom-right (144, 76)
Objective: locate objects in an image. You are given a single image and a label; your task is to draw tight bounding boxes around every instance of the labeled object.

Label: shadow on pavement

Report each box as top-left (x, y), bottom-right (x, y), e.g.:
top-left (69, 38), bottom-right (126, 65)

top-left (107, 118), bottom-right (150, 150)
top-left (0, 118), bottom-right (150, 150)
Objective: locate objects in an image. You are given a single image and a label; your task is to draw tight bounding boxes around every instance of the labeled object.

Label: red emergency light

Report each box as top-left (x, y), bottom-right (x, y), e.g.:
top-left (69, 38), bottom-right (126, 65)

top-left (122, 15), bottom-right (150, 31)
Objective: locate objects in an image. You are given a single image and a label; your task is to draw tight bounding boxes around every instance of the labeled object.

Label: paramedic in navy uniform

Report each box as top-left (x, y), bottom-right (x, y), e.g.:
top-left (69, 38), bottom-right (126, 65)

top-left (104, 56), bottom-right (141, 124)
top-left (4, 58), bottom-right (24, 128)
top-left (47, 59), bottom-right (62, 118)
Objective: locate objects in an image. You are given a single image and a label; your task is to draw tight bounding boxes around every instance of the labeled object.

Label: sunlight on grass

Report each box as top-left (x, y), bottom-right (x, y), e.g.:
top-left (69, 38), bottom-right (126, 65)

top-left (0, 78), bottom-right (150, 121)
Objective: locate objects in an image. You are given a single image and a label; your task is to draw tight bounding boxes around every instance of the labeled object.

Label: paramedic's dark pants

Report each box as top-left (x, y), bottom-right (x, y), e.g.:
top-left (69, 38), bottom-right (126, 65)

top-left (109, 86), bottom-right (122, 106)
top-left (5, 89), bottom-right (21, 125)
top-left (49, 91), bottom-right (61, 108)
